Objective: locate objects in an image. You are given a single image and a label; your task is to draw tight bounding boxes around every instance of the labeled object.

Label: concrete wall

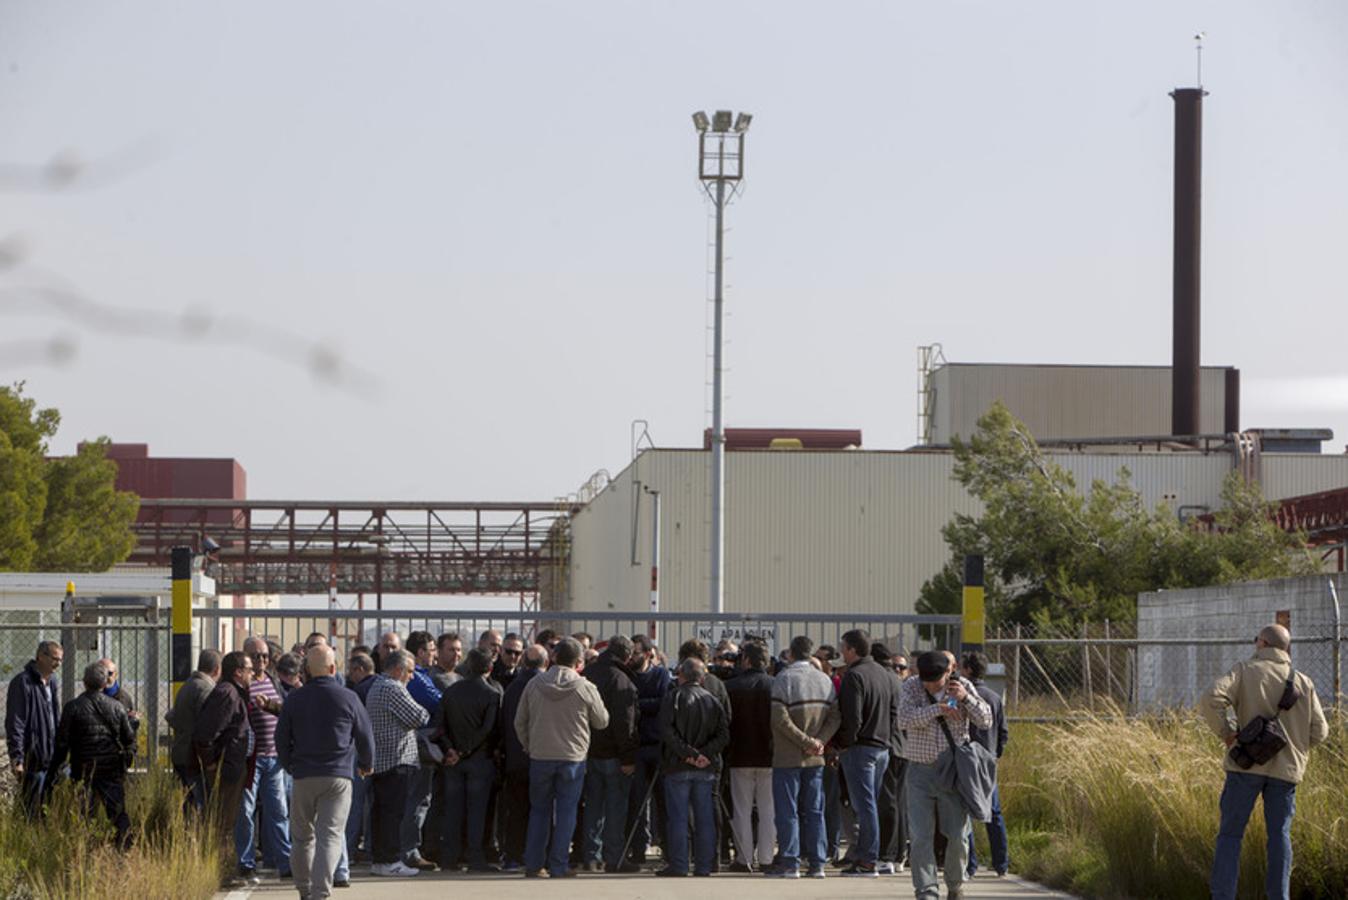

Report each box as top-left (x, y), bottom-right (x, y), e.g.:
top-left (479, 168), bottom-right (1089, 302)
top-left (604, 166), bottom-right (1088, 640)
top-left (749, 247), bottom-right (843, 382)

top-left (1137, 573), bottom-right (1345, 708)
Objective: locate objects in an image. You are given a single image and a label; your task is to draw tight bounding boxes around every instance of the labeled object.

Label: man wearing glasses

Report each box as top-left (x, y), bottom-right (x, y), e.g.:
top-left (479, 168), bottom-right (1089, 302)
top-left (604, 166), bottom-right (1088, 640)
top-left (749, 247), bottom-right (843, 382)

top-left (237, 636), bottom-right (291, 882)
top-left (194, 650), bottom-right (257, 875)
top-left (492, 634), bottom-right (525, 691)
top-left (5, 640), bottom-right (64, 814)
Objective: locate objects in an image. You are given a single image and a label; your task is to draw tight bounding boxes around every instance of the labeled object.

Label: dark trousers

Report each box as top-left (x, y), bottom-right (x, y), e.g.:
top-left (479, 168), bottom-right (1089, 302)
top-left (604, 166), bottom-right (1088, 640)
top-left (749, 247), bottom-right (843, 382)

top-left (83, 774), bottom-right (132, 850)
top-left (19, 768), bottom-right (49, 817)
top-left (204, 767), bottom-right (248, 850)
top-left (371, 765), bottom-right (415, 865)
top-left (440, 753), bottom-right (494, 868)
top-left (878, 754), bottom-right (907, 865)
top-left (501, 768), bottom-right (531, 864)
top-left (627, 744), bottom-right (666, 859)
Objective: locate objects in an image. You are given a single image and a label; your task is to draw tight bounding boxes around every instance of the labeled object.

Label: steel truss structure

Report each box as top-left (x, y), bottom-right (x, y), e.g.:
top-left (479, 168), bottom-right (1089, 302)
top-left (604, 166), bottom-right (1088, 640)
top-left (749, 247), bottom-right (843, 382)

top-left (130, 499), bottom-right (573, 599)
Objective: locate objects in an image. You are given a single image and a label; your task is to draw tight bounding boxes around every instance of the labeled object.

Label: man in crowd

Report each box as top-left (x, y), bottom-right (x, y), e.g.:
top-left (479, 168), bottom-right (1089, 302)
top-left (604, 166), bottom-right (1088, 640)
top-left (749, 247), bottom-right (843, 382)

top-left (1202, 624), bottom-right (1329, 900)
top-left (373, 631), bottom-right (402, 674)
top-left (679, 639), bottom-right (730, 714)
top-left (401, 631), bottom-right (442, 871)
top-left (657, 657), bottom-right (730, 878)
top-left (725, 641), bottom-right (775, 872)
top-left (877, 646), bottom-right (909, 874)
top-left (5, 640), bottom-right (63, 814)
top-left (275, 652), bottom-right (303, 698)
top-left (47, 660), bottom-right (135, 849)
top-left (835, 629), bottom-right (897, 878)
top-left (468, 629), bottom-right (503, 670)
top-left (437, 647), bottom-right (503, 872)
top-left (626, 633), bottom-right (673, 865)
top-left (516, 637), bottom-right (609, 878)
top-left (238, 635), bottom-right (291, 881)
top-left (710, 641), bottom-right (739, 682)
top-left (580, 634), bottom-right (640, 873)
top-left (899, 650), bottom-right (992, 900)
top-left (194, 650), bottom-right (257, 867)
top-left (499, 643), bottom-right (548, 872)
top-left (571, 632), bottom-right (593, 654)
top-left (431, 633), bottom-right (462, 692)
top-left (961, 651), bottom-right (1008, 878)
top-left (767, 635), bottom-right (839, 879)
top-left (492, 633), bottom-right (525, 691)
top-left (366, 649), bottom-right (429, 878)
top-left (345, 651), bottom-right (377, 861)
top-left (277, 644), bottom-right (374, 900)
top-left (167, 648), bottom-right (221, 810)
top-left (96, 657), bottom-right (140, 734)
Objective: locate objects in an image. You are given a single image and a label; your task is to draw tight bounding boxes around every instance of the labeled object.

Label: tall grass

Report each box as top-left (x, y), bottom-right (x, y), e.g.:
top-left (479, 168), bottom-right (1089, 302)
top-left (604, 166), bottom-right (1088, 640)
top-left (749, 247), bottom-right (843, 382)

top-left (998, 705), bottom-right (1348, 899)
top-left (0, 765), bottom-right (223, 900)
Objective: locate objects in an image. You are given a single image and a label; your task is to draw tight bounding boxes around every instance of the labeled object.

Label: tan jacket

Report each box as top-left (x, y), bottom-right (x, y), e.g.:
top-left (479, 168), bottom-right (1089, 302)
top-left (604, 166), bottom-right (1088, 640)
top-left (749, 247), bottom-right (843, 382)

top-left (1200, 647), bottom-right (1329, 785)
top-left (769, 661), bottom-right (841, 768)
top-left (515, 665), bottom-right (609, 762)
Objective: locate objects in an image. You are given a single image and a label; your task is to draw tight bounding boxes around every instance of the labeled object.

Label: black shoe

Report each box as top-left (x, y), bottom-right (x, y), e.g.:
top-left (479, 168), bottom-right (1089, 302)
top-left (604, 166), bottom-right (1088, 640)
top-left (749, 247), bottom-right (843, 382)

top-left (654, 868), bottom-right (688, 877)
top-left (553, 869), bottom-right (579, 878)
top-left (333, 879), bottom-right (350, 888)
top-left (469, 863), bottom-right (501, 873)
top-left (524, 869), bottom-right (546, 878)
top-left (606, 861), bottom-right (642, 874)
top-left (693, 871), bottom-right (712, 877)
top-left (728, 862), bottom-right (752, 873)
top-left (841, 863), bottom-right (878, 878)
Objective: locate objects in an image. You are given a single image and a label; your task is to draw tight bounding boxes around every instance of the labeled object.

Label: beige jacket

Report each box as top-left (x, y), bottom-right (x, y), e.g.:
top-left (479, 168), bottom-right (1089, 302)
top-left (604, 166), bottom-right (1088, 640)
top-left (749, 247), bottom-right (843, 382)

top-left (1200, 646), bottom-right (1329, 785)
top-left (515, 665), bottom-right (609, 762)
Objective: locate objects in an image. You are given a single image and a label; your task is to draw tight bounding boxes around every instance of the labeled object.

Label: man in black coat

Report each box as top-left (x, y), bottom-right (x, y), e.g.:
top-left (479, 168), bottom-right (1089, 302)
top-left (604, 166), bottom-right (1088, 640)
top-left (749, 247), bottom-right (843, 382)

top-left (962, 651), bottom-right (1009, 877)
top-left (725, 641), bottom-right (775, 870)
top-left (657, 658), bottom-right (730, 877)
top-left (580, 635), bottom-right (640, 872)
top-left (193, 650), bottom-right (256, 847)
top-left (48, 660), bottom-right (135, 848)
top-left (497, 644), bottom-right (546, 871)
top-left (436, 648), bottom-right (504, 871)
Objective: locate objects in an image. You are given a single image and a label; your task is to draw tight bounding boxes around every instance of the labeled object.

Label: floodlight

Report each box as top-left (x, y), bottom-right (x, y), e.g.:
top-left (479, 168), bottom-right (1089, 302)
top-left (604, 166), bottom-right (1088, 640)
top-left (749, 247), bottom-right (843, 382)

top-left (692, 111), bottom-right (710, 133)
top-left (733, 112), bottom-right (752, 133)
top-left (712, 110), bottom-right (732, 132)
top-left (202, 536), bottom-right (221, 554)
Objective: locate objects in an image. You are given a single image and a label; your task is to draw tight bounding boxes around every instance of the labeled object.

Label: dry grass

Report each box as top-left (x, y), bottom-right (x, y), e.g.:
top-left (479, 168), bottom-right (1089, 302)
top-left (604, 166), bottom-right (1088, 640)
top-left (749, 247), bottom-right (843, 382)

top-left (998, 704), bottom-right (1348, 899)
top-left (0, 764), bottom-right (223, 900)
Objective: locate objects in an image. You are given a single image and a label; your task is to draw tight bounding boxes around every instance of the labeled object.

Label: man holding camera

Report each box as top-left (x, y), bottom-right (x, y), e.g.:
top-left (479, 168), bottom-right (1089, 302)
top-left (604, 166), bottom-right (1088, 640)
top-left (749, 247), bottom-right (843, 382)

top-left (1201, 623), bottom-right (1328, 900)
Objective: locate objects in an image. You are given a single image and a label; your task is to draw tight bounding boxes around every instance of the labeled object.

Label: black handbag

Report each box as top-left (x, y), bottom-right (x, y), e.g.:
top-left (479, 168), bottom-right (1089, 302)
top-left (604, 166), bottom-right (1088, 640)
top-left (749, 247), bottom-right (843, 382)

top-left (1229, 672), bottom-right (1301, 770)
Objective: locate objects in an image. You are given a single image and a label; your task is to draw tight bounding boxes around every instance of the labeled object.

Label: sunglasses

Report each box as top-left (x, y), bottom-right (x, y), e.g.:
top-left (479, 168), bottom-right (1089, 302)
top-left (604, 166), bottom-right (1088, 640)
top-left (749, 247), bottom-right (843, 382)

top-left (502, 648), bottom-right (522, 657)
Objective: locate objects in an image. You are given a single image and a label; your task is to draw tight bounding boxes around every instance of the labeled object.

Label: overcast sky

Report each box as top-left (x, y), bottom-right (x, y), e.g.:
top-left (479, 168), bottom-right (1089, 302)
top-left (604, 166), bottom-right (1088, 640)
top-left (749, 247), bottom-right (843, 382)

top-left (3, 1), bottom-right (1346, 502)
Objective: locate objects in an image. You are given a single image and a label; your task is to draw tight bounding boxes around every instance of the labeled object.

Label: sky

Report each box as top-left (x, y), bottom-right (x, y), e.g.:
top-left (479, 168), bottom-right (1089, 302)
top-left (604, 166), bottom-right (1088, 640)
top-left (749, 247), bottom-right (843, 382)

top-left (2, 0), bottom-right (1346, 503)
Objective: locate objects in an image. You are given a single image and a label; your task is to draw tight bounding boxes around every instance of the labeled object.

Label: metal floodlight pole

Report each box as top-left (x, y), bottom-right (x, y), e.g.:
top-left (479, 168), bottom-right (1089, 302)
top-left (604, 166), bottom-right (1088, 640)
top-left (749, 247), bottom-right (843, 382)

top-left (693, 109), bottom-right (749, 615)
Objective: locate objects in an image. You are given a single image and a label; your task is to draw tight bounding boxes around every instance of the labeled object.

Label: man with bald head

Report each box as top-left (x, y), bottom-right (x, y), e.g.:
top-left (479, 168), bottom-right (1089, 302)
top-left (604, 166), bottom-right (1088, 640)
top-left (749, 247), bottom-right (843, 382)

top-left (1203, 623), bottom-right (1328, 900)
top-left (278, 645), bottom-right (375, 900)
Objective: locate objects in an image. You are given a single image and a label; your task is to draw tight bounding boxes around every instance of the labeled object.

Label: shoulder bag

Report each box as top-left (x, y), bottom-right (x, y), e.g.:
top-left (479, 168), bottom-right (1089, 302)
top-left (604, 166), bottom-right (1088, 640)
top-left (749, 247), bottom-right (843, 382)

top-left (931, 687), bottom-right (997, 823)
top-left (1229, 668), bottom-right (1301, 770)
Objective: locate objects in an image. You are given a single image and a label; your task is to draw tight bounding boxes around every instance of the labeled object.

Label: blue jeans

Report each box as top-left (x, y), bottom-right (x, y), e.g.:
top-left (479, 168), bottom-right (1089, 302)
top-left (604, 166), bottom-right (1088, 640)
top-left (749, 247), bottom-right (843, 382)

top-left (235, 755), bottom-right (292, 874)
top-left (441, 753), bottom-right (496, 867)
top-left (772, 766), bottom-right (826, 871)
top-left (525, 760), bottom-right (586, 876)
top-left (1211, 771), bottom-right (1296, 900)
top-left (966, 783), bottom-right (1009, 875)
top-left (822, 763), bottom-right (841, 858)
top-left (906, 758), bottom-right (969, 900)
top-left (664, 769), bottom-right (717, 875)
top-left (840, 745), bottom-right (888, 866)
top-left (582, 757), bottom-right (634, 867)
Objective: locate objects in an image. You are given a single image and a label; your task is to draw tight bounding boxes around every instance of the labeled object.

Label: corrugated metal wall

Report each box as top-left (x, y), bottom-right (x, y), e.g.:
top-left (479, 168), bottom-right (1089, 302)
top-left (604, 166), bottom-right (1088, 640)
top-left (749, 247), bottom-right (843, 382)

top-left (929, 364), bottom-right (1231, 443)
top-left (569, 448), bottom-right (1348, 617)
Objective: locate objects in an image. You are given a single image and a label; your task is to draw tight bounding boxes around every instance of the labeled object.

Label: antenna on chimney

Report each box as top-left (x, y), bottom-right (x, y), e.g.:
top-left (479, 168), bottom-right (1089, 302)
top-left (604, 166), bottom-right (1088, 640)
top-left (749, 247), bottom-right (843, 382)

top-left (1194, 32), bottom-right (1206, 87)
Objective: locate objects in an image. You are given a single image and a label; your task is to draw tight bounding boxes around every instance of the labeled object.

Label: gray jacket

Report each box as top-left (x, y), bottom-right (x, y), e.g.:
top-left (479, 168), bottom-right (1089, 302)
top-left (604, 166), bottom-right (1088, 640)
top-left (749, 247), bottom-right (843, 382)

top-left (166, 670), bottom-right (215, 768)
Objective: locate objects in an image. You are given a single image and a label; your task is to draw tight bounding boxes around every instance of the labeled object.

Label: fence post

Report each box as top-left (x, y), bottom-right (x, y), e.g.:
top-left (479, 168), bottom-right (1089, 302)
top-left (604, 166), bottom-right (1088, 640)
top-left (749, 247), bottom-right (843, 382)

top-left (1082, 621), bottom-right (1093, 709)
top-left (1012, 623), bottom-right (1022, 711)
top-left (1329, 577), bottom-right (1341, 713)
top-left (171, 546), bottom-right (193, 702)
top-left (1104, 619), bottom-right (1114, 703)
top-left (961, 555), bottom-right (985, 654)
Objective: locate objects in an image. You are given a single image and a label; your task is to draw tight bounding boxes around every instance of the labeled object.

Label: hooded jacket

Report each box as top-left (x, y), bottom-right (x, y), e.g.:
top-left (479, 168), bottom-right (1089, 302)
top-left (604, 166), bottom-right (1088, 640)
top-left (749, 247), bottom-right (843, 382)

top-left (584, 650), bottom-right (640, 765)
top-left (1201, 646), bottom-right (1329, 785)
top-left (515, 665), bottom-right (609, 762)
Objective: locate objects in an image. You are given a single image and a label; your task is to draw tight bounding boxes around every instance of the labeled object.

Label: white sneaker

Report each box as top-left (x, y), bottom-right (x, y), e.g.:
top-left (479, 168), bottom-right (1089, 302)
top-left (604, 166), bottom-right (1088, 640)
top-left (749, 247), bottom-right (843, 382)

top-left (372, 862), bottom-right (420, 877)
top-left (392, 862), bottom-right (421, 877)
top-left (876, 862), bottom-right (895, 875)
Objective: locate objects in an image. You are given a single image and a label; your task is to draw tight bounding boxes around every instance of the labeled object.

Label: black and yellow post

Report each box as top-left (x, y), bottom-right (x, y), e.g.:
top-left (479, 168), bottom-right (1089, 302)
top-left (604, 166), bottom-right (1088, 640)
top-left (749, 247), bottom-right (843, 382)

top-left (961, 554), bottom-right (985, 653)
top-left (171, 545), bottom-right (193, 700)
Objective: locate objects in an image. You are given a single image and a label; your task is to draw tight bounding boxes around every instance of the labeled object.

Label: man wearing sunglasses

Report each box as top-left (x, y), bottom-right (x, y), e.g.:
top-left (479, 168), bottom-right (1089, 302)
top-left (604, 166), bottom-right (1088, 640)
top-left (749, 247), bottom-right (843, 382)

top-left (492, 635), bottom-right (525, 692)
top-left (236, 636), bottom-right (291, 882)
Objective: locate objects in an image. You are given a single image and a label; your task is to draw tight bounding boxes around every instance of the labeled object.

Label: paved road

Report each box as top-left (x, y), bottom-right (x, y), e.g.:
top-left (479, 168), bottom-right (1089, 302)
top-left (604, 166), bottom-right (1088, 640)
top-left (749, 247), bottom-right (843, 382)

top-left (239, 869), bottom-right (1074, 899)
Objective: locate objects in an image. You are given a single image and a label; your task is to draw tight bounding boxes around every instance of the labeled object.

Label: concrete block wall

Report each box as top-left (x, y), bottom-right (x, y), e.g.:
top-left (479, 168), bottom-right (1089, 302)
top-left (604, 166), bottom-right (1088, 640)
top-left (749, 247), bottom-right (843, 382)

top-left (1137, 573), bottom-right (1345, 708)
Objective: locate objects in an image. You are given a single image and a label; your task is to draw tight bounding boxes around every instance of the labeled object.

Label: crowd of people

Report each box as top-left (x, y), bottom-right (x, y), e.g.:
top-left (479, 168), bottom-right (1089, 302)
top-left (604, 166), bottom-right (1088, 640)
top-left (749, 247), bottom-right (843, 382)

top-left (7, 626), bottom-right (1013, 899)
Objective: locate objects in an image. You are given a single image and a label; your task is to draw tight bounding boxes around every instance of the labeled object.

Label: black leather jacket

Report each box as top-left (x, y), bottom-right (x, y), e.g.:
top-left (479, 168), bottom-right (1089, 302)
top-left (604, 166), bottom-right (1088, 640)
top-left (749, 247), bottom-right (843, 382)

top-left (659, 681), bottom-right (730, 774)
top-left (48, 690), bottom-right (134, 780)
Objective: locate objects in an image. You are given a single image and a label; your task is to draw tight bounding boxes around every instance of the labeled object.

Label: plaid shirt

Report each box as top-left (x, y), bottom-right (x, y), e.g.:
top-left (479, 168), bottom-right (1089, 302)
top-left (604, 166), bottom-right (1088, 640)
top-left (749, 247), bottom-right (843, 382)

top-left (365, 675), bottom-right (429, 773)
top-left (897, 674), bottom-right (991, 766)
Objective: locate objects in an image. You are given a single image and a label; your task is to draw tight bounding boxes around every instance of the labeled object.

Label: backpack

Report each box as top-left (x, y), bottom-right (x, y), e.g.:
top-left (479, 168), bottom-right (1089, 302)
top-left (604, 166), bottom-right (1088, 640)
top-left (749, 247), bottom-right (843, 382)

top-left (1228, 669), bottom-right (1301, 770)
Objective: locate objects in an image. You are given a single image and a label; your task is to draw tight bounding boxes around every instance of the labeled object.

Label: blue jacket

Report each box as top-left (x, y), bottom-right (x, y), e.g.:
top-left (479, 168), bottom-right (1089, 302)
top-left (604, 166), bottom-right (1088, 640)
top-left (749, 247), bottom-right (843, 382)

top-left (631, 664), bottom-right (673, 748)
top-left (5, 661), bottom-right (61, 770)
top-left (407, 666), bottom-right (443, 717)
top-left (276, 675), bottom-right (375, 780)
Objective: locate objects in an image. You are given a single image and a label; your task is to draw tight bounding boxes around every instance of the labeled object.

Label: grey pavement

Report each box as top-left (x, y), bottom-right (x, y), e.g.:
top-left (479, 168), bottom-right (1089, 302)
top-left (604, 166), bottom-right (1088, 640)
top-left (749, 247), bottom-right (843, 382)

top-left (237, 869), bottom-right (1075, 900)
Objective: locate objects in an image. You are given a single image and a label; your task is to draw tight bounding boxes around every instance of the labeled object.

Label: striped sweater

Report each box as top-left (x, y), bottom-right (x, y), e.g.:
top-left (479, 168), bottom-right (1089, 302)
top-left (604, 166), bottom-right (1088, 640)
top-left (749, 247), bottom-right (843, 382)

top-left (769, 661), bottom-right (840, 768)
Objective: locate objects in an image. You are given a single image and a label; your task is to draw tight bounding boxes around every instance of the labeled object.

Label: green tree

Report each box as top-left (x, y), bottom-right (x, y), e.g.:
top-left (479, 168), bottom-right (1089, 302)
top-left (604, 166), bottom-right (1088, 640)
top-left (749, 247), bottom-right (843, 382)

top-left (0, 383), bottom-right (138, 572)
top-left (919, 402), bottom-right (1318, 627)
